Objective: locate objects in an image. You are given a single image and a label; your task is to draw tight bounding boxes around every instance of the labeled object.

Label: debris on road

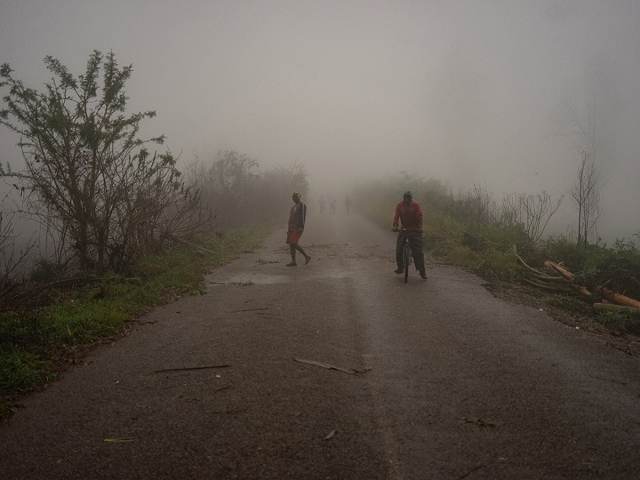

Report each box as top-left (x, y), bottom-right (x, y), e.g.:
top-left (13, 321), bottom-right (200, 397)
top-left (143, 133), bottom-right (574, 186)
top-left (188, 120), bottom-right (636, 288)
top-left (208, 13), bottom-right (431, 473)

top-left (461, 417), bottom-right (496, 432)
top-left (293, 358), bottom-right (370, 375)
top-left (229, 307), bottom-right (269, 313)
top-left (152, 365), bottom-right (230, 373)
top-left (324, 430), bottom-right (337, 440)
top-left (212, 407), bottom-right (247, 415)
top-left (457, 464), bottom-right (485, 480)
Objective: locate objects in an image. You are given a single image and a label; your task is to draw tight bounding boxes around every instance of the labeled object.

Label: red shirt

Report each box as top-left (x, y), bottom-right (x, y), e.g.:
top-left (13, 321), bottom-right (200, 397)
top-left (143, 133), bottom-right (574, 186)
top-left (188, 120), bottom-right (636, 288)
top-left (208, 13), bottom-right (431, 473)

top-left (393, 200), bottom-right (423, 232)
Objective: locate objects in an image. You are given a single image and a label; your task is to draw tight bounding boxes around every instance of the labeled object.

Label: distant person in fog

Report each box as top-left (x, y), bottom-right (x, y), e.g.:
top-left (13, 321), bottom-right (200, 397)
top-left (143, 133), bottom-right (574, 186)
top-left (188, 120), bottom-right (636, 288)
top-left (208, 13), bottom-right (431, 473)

top-left (318, 195), bottom-right (326, 214)
top-left (286, 192), bottom-right (311, 266)
top-left (344, 195), bottom-right (352, 214)
top-left (329, 199), bottom-right (337, 214)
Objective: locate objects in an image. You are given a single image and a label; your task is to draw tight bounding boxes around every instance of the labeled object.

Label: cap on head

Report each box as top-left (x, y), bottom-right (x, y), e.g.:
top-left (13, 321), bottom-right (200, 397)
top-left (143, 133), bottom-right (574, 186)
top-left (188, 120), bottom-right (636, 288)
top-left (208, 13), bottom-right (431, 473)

top-left (292, 191), bottom-right (301, 199)
top-left (403, 190), bottom-right (413, 197)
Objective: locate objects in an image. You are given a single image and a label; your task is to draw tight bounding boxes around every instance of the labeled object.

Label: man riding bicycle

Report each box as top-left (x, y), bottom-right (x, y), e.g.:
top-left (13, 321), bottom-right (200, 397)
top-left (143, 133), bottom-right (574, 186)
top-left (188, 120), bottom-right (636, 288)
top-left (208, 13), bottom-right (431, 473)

top-left (392, 190), bottom-right (427, 280)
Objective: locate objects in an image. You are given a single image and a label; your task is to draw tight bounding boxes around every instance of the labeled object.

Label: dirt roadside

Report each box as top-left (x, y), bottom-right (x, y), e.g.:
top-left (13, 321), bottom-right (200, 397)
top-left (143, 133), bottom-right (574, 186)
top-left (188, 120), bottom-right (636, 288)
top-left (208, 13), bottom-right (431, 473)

top-left (482, 279), bottom-right (640, 358)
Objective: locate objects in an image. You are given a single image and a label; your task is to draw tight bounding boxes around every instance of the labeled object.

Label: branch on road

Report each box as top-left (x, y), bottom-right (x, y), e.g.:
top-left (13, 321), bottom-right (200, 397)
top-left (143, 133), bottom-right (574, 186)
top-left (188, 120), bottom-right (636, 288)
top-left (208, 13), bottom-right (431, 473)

top-left (457, 464), bottom-right (485, 480)
top-left (294, 358), bottom-right (370, 376)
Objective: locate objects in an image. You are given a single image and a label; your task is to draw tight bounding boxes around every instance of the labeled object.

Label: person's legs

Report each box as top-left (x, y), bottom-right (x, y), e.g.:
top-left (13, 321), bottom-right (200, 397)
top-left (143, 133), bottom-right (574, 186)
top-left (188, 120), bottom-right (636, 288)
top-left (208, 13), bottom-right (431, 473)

top-left (395, 233), bottom-right (404, 273)
top-left (295, 244), bottom-right (311, 264)
top-left (409, 232), bottom-right (427, 278)
top-left (287, 244), bottom-right (297, 266)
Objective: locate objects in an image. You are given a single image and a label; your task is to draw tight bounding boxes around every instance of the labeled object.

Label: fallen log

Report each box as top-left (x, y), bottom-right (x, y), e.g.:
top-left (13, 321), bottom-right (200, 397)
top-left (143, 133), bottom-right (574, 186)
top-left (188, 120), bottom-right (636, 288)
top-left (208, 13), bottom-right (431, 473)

top-left (532, 272), bottom-right (565, 282)
top-left (543, 261), bottom-right (593, 297)
top-left (523, 278), bottom-right (556, 290)
top-left (512, 246), bottom-right (562, 280)
top-left (521, 258), bottom-right (640, 310)
top-left (593, 286), bottom-right (640, 310)
top-left (544, 260), bottom-right (574, 280)
top-left (523, 278), bottom-right (576, 293)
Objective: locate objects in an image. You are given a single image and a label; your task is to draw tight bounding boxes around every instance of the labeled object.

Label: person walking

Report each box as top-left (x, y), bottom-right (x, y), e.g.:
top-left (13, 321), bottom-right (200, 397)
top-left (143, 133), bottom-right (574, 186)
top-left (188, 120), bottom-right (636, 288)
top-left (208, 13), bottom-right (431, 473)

top-left (286, 191), bottom-right (311, 266)
top-left (317, 195), bottom-right (326, 214)
top-left (392, 190), bottom-right (427, 279)
top-left (344, 195), bottom-right (352, 214)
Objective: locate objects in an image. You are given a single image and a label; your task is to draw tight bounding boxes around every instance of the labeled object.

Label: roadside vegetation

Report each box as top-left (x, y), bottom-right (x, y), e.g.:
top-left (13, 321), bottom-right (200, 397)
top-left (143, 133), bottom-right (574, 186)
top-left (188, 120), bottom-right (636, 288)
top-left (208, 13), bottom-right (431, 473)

top-left (0, 226), bottom-right (272, 418)
top-left (0, 51), bottom-right (307, 419)
top-left (352, 174), bottom-right (640, 337)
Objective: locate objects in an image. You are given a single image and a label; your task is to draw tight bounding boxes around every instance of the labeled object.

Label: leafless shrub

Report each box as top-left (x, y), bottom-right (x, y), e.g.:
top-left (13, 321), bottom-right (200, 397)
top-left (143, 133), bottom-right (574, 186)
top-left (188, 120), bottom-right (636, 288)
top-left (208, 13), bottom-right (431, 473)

top-left (454, 183), bottom-right (499, 225)
top-left (519, 191), bottom-right (563, 244)
top-left (567, 151), bottom-right (602, 248)
top-left (186, 151), bottom-right (308, 229)
top-left (499, 193), bottom-right (523, 227)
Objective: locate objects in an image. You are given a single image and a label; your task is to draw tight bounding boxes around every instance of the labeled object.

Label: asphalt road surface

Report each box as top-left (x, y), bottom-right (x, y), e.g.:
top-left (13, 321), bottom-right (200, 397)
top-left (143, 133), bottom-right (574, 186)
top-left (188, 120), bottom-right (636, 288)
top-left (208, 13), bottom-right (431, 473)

top-left (1, 210), bottom-right (640, 480)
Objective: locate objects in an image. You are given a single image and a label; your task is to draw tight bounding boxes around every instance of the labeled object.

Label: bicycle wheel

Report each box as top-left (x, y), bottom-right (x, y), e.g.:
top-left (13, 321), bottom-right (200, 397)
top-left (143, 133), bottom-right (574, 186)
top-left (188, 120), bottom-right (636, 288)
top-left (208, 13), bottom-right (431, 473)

top-left (403, 244), bottom-right (411, 283)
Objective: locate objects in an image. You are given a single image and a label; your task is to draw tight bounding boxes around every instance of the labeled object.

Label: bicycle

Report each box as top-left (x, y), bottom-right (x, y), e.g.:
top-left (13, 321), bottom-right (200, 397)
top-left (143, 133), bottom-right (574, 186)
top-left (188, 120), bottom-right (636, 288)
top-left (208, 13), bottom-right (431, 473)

top-left (392, 227), bottom-right (412, 283)
top-left (402, 233), bottom-right (411, 283)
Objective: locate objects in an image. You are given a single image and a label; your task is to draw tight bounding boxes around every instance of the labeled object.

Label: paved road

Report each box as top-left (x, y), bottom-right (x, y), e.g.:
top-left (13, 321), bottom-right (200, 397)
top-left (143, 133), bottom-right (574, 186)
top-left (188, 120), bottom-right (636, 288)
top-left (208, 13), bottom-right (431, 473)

top-left (1, 211), bottom-right (640, 479)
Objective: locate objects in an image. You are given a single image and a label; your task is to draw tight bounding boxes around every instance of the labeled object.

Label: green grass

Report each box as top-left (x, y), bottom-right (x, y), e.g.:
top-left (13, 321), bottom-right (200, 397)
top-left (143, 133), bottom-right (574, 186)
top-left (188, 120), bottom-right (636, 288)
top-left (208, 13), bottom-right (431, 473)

top-left (593, 311), bottom-right (640, 335)
top-left (547, 294), bottom-right (591, 315)
top-left (0, 224), bottom-right (275, 417)
top-left (0, 347), bottom-right (45, 389)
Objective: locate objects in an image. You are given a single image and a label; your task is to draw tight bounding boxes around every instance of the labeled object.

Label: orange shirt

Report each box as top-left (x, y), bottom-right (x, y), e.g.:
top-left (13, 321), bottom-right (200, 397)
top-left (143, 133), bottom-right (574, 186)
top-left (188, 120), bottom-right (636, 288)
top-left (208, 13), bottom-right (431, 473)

top-left (393, 200), bottom-right (423, 232)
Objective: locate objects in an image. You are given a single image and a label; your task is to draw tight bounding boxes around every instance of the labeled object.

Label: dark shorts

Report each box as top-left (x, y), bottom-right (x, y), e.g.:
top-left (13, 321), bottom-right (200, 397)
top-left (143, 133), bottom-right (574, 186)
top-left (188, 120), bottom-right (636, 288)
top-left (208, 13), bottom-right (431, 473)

top-left (286, 230), bottom-right (303, 245)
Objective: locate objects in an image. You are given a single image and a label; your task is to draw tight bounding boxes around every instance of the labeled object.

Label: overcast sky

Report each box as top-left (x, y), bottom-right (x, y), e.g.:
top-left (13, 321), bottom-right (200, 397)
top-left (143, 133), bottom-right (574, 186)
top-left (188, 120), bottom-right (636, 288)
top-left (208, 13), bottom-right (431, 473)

top-left (1, 0), bottom-right (639, 240)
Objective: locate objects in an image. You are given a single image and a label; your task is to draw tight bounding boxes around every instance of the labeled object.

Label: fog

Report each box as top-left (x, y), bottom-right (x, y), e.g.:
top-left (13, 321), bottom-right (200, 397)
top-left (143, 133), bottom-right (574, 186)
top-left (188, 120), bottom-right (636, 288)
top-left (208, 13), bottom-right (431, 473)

top-left (1, 0), bottom-right (639, 242)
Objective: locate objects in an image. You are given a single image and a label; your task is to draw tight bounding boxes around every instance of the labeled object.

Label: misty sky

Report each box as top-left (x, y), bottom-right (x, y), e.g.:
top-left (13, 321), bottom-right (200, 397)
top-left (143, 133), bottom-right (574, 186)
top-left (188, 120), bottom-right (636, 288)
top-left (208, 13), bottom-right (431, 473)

top-left (1, 0), bottom-right (639, 241)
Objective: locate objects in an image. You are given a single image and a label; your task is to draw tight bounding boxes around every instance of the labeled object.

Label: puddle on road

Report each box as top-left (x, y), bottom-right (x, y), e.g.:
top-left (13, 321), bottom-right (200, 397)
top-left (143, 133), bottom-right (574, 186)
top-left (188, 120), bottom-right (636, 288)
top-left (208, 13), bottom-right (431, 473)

top-left (209, 267), bottom-right (354, 286)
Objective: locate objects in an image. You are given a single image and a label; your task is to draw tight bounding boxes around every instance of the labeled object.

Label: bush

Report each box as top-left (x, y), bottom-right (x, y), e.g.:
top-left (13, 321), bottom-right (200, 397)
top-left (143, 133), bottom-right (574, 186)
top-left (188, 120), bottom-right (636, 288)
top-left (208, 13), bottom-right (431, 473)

top-left (0, 347), bottom-right (44, 389)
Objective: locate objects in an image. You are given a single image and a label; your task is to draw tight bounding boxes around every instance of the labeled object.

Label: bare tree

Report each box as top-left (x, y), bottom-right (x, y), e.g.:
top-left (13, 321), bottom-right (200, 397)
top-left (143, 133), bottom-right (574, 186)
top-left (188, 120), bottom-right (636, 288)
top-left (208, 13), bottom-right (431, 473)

top-left (519, 191), bottom-right (563, 244)
top-left (567, 151), bottom-right (602, 248)
top-left (556, 95), bottom-right (603, 248)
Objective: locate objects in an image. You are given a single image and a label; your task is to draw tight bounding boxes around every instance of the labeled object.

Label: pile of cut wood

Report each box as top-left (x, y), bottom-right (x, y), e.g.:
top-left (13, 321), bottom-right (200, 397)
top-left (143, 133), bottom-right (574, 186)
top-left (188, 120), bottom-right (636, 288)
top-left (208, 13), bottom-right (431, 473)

top-left (513, 246), bottom-right (640, 314)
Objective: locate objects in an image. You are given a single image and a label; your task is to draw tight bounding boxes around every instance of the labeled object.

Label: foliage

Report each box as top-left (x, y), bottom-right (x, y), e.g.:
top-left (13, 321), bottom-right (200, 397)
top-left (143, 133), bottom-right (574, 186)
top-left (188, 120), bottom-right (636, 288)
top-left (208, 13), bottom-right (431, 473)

top-left (0, 51), bottom-right (214, 273)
